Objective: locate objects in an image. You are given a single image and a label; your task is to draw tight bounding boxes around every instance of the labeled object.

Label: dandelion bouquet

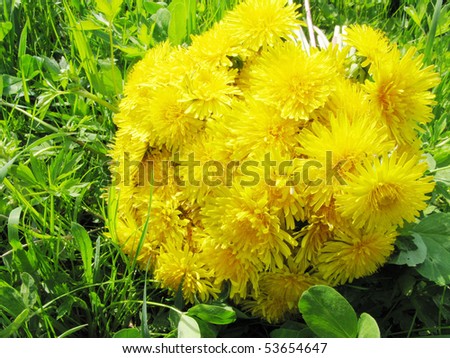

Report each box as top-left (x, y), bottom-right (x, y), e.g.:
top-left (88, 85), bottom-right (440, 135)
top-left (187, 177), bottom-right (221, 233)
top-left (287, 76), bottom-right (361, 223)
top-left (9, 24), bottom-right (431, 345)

top-left (109, 0), bottom-right (439, 323)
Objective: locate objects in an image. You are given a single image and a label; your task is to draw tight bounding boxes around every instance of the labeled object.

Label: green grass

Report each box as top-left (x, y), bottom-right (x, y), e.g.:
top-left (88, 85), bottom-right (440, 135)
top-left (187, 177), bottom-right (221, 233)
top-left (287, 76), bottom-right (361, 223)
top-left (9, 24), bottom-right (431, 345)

top-left (0, 0), bottom-right (449, 337)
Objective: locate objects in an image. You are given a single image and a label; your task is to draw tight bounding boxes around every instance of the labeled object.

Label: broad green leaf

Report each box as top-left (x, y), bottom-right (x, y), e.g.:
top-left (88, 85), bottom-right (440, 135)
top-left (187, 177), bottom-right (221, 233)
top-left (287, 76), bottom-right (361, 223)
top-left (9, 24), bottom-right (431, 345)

top-left (432, 141), bottom-right (450, 168)
top-left (152, 8), bottom-right (171, 42)
top-left (1, 75), bottom-right (23, 95)
top-left (177, 314), bottom-right (201, 338)
top-left (412, 213), bottom-right (450, 285)
top-left (143, 1), bottom-right (165, 14)
top-left (298, 285), bottom-right (358, 338)
top-left (20, 54), bottom-right (43, 80)
top-left (0, 281), bottom-right (27, 317)
top-left (357, 313), bottom-right (380, 338)
top-left (77, 19), bottom-right (103, 31)
top-left (195, 319), bottom-right (219, 338)
top-left (168, 0), bottom-right (187, 45)
top-left (113, 328), bottom-right (141, 338)
top-left (435, 167), bottom-right (450, 186)
top-left (390, 234), bottom-right (427, 267)
top-left (0, 21), bottom-right (12, 41)
top-left (423, 153), bottom-right (436, 171)
top-left (95, 0), bottom-right (123, 22)
top-left (153, 7), bottom-right (171, 28)
top-left (405, 6), bottom-right (424, 29)
top-left (29, 155), bottom-right (47, 186)
top-left (42, 56), bottom-right (61, 77)
top-left (116, 44), bottom-right (146, 57)
top-left (187, 304), bottom-right (236, 325)
top-left (20, 272), bottom-right (38, 308)
top-left (97, 61), bottom-right (123, 96)
top-left (15, 163), bottom-right (38, 186)
top-left (71, 222), bottom-right (93, 284)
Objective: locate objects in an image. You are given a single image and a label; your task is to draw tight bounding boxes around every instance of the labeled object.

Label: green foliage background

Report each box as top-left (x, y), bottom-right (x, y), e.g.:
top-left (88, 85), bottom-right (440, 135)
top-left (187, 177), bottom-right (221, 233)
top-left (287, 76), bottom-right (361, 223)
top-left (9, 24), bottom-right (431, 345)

top-left (0, 0), bottom-right (449, 337)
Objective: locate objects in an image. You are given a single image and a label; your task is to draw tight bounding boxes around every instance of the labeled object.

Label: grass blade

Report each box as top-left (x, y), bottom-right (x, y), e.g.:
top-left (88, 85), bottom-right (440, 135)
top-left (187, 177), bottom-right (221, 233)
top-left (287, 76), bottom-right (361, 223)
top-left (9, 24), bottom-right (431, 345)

top-left (57, 324), bottom-right (89, 338)
top-left (71, 222), bottom-right (94, 284)
top-left (424, 0), bottom-right (443, 65)
top-left (0, 308), bottom-right (30, 338)
top-left (7, 206), bottom-right (22, 246)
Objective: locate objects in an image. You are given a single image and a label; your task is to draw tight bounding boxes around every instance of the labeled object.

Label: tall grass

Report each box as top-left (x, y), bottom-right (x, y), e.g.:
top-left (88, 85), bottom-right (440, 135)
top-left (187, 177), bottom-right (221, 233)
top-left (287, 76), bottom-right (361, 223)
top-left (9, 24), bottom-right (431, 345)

top-left (1, 0), bottom-right (449, 337)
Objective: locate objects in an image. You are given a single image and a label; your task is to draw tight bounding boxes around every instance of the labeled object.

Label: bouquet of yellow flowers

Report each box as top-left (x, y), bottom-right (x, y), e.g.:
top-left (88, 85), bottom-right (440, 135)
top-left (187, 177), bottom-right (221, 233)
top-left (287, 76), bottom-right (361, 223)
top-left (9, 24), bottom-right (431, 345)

top-left (109, 0), bottom-right (439, 323)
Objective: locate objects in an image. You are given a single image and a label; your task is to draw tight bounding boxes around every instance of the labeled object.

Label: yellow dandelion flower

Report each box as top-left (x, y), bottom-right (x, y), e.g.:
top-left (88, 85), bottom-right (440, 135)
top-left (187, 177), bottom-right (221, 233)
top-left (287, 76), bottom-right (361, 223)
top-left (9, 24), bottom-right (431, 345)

top-left (115, 191), bottom-right (190, 266)
top-left (344, 24), bottom-right (392, 67)
top-left (175, 138), bottom-right (220, 205)
top-left (173, 119), bottom-right (243, 205)
top-left (113, 108), bottom-right (155, 143)
top-left (294, 157), bottom-right (330, 212)
top-left (112, 146), bottom-right (179, 211)
top-left (109, 6), bottom-right (443, 313)
top-left (116, 45), bottom-right (194, 141)
top-left (364, 47), bottom-right (440, 144)
top-left (316, 226), bottom-right (397, 285)
top-left (249, 42), bottom-right (337, 120)
top-left (319, 78), bottom-right (380, 126)
top-left (251, 157), bottom-right (306, 230)
top-left (202, 185), bottom-right (297, 270)
top-left (188, 22), bottom-right (245, 67)
top-left (122, 41), bottom-right (174, 100)
top-left (227, 98), bottom-right (303, 161)
top-left (202, 242), bottom-right (261, 300)
top-left (115, 214), bottom-right (158, 267)
top-left (294, 215), bottom-right (334, 267)
top-left (154, 242), bottom-right (220, 303)
top-left (243, 262), bottom-right (324, 323)
top-left (140, 197), bottom-right (188, 246)
top-left (299, 112), bottom-right (393, 176)
top-left (120, 43), bottom-right (191, 111)
top-left (147, 85), bottom-right (205, 151)
top-left (204, 116), bottom-right (237, 164)
top-left (336, 152), bottom-right (435, 231)
top-left (322, 43), bottom-right (350, 77)
top-left (179, 64), bottom-right (241, 119)
top-left (234, 52), bottom-right (259, 93)
top-left (111, 149), bottom-right (191, 268)
top-left (222, 0), bottom-right (302, 52)
top-left (109, 128), bottom-right (149, 189)
top-left (298, 112), bottom-right (394, 211)
top-left (130, 148), bottom-right (180, 201)
top-left (396, 139), bottom-right (424, 157)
